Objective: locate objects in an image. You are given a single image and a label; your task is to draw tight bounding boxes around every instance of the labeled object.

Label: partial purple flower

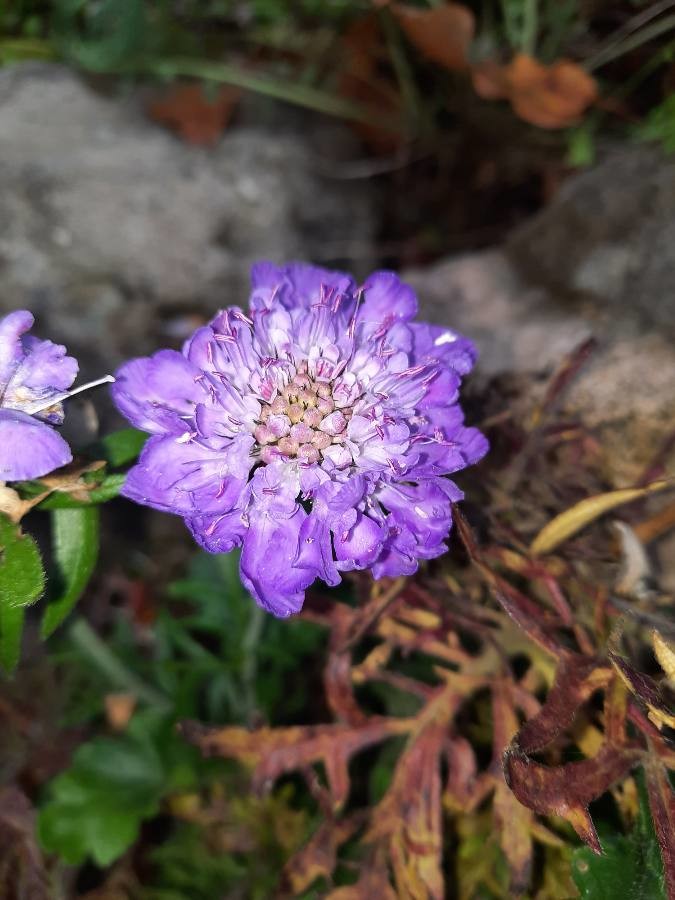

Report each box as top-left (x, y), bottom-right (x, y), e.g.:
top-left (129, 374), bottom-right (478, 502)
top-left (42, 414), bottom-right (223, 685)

top-left (113, 264), bottom-right (488, 616)
top-left (0, 310), bottom-right (112, 482)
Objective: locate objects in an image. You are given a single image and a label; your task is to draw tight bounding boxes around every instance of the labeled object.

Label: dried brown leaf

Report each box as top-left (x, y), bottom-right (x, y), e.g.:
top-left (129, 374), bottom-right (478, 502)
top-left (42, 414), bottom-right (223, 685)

top-left (0, 786), bottom-right (50, 900)
top-left (516, 655), bottom-right (611, 754)
top-left (504, 744), bottom-right (641, 852)
top-left (610, 650), bottom-right (675, 731)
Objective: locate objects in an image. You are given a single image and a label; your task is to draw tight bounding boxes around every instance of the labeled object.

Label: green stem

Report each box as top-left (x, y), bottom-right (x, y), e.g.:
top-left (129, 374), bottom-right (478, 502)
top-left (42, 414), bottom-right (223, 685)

top-left (240, 603), bottom-right (265, 722)
top-left (69, 618), bottom-right (171, 710)
top-left (586, 13), bottom-right (675, 72)
top-left (521, 0), bottom-right (539, 56)
top-left (114, 56), bottom-right (400, 131)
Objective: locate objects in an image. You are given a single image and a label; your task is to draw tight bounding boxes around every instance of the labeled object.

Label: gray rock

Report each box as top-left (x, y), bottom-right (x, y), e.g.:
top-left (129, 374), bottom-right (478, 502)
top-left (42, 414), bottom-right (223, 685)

top-left (0, 63), bottom-right (375, 368)
top-left (507, 146), bottom-right (675, 332)
top-left (406, 247), bottom-right (675, 489)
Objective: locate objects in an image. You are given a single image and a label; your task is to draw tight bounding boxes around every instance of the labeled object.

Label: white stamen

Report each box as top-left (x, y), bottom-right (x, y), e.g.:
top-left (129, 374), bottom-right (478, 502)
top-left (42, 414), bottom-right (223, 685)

top-left (22, 375), bottom-right (116, 415)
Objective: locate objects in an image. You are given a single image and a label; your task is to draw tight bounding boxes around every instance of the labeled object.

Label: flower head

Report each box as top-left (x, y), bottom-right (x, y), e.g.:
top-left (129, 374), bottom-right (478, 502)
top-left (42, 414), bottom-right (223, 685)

top-left (113, 264), bottom-right (488, 616)
top-left (0, 310), bottom-right (114, 482)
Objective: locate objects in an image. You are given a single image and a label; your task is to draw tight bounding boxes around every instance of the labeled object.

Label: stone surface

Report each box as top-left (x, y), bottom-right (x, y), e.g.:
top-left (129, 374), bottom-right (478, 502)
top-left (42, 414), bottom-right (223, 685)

top-left (507, 146), bottom-right (675, 332)
top-left (0, 63), bottom-right (375, 369)
top-left (406, 247), bottom-right (675, 490)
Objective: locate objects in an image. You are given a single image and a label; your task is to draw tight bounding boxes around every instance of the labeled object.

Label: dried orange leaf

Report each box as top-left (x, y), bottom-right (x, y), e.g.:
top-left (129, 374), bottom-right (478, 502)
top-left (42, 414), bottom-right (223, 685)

top-left (472, 53), bottom-right (598, 129)
top-left (393, 2), bottom-right (475, 72)
top-left (508, 55), bottom-right (597, 129)
top-left (530, 480), bottom-right (671, 555)
top-left (148, 83), bottom-right (241, 146)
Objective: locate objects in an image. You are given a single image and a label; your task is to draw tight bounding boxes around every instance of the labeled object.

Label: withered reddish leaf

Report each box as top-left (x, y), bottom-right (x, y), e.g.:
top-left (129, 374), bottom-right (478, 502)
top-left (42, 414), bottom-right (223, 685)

top-left (148, 83), bottom-right (240, 146)
top-left (529, 337), bottom-right (597, 428)
top-left (393, 2), bottom-right (475, 72)
top-left (491, 681), bottom-right (533, 892)
top-left (326, 853), bottom-right (397, 900)
top-left (491, 581), bottom-right (564, 658)
top-left (610, 650), bottom-right (675, 730)
top-left (516, 655), bottom-right (611, 754)
top-left (367, 722), bottom-right (446, 900)
top-left (282, 813), bottom-right (363, 896)
top-left (0, 786), bottom-right (49, 899)
top-left (645, 760), bottom-right (675, 900)
top-left (504, 744), bottom-right (641, 852)
top-left (181, 718), bottom-right (410, 810)
top-left (443, 736), bottom-right (483, 811)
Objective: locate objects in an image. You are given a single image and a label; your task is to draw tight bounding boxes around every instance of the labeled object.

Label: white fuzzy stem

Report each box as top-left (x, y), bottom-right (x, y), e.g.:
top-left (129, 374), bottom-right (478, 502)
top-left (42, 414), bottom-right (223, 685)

top-left (23, 375), bottom-right (116, 415)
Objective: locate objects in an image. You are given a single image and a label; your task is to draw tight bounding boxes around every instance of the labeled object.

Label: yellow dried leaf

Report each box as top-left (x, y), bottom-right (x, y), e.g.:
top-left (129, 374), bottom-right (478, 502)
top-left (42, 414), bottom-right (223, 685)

top-left (653, 630), bottom-right (675, 685)
top-left (530, 480), bottom-right (671, 555)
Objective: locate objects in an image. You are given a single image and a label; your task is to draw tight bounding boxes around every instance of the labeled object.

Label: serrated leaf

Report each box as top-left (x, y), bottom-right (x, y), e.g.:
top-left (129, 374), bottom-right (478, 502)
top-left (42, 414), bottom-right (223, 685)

top-left (572, 771), bottom-right (666, 899)
top-left (37, 725), bottom-right (165, 866)
top-left (42, 507), bottom-right (100, 638)
top-left (0, 515), bottom-right (45, 609)
top-left (0, 514), bottom-right (45, 671)
top-left (530, 480), bottom-right (671, 555)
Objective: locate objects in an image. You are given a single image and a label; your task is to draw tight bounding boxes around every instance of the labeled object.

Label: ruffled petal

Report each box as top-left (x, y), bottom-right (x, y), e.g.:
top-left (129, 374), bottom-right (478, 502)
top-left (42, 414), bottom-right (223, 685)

top-left (240, 507), bottom-right (316, 617)
top-left (113, 350), bottom-right (205, 435)
top-left (0, 310), bottom-right (33, 390)
top-left (121, 434), bottom-right (247, 515)
top-left (0, 409), bottom-right (72, 481)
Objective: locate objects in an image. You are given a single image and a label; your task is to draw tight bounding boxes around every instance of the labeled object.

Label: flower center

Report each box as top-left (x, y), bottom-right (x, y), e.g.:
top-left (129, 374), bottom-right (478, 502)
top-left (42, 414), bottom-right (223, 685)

top-left (253, 360), bottom-right (353, 465)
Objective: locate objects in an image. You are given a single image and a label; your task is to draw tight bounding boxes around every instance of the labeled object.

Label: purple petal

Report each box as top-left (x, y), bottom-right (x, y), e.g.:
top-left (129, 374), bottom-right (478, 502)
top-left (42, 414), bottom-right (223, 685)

top-left (334, 512), bottom-right (385, 571)
top-left (16, 335), bottom-right (78, 393)
top-left (187, 510), bottom-right (247, 554)
top-left (113, 350), bottom-right (204, 435)
top-left (122, 434), bottom-right (247, 515)
top-left (0, 310), bottom-right (34, 390)
top-left (0, 409), bottom-right (72, 481)
top-left (360, 271), bottom-right (418, 331)
top-left (240, 508), bottom-right (316, 616)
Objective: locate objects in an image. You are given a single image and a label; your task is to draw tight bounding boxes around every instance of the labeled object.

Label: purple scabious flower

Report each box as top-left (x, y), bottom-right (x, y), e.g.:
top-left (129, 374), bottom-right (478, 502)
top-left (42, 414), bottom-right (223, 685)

top-left (0, 311), bottom-right (113, 482)
top-left (0, 310), bottom-right (80, 482)
top-left (113, 264), bottom-right (488, 616)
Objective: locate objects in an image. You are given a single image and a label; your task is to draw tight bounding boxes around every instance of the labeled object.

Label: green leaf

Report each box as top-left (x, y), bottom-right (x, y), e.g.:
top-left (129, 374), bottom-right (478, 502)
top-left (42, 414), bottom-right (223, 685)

top-left (0, 514), bottom-right (45, 671)
top-left (572, 773), bottom-right (667, 899)
top-left (52, 0), bottom-right (148, 72)
top-left (37, 724), bottom-right (165, 867)
top-left (90, 428), bottom-right (148, 468)
top-left (41, 507), bottom-right (100, 638)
